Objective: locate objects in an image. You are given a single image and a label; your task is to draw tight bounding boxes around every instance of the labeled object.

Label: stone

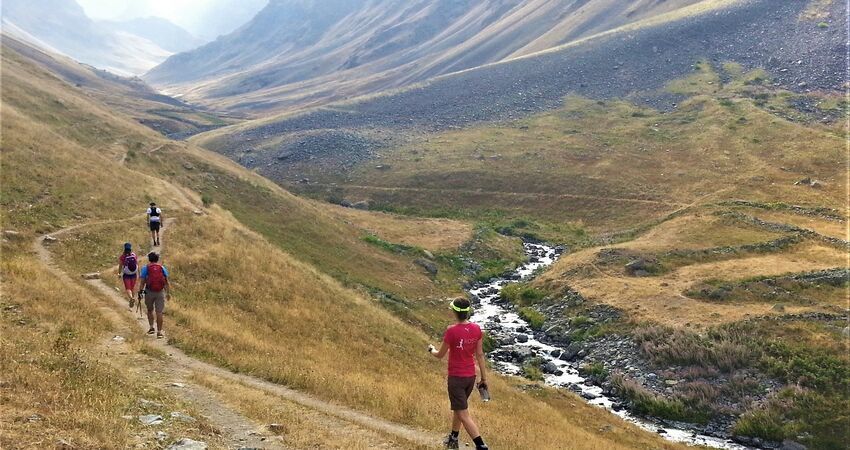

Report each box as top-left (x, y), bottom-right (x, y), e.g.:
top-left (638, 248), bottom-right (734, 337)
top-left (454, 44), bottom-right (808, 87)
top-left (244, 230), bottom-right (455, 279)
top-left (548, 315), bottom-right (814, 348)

top-left (170, 412), bottom-right (195, 422)
top-left (156, 431), bottom-right (169, 442)
top-left (560, 343), bottom-right (582, 361)
top-left (166, 439), bottom-right (208, 450)
top-left (339, 199), bottom-right (353, 208)
top-left (772, 304), bottom-right (786, 313)
top-left (182, 163), bottom-right (194, 170)
top-left (44, 236), bottom-right (58, 243)
top-left (515, 334), bottom-right (529, 343)
top-left (3, 230), bottom-right (21, 239)
top-left (781, 439), bottom-right (807, 450)
top-left (664, 380), bottom-right (679, 386)
top-left (111, 335), bottom-right (125, 343)
top-left (542, 361), bottom-right (559, 374)
top-left (414, 258), bottom-right (438, 276)
top-left (624, 259), bottom-right (647, 274)
top-left (549, 348), bottom-right (562, 358)
top-left (168, 382), bottom-right (186, 388)
top-left (81, 272), bottom-right (101, 280)
top-left (193, 210), bottom-right (203, 216)
top-left (138, 414), bottom-right (163, 426)
top-left (422, 250), bottom-right (435, 260)
top-left (268, 423), bottom-right (286, 433)
top-left (55, 439), bottom-right (76, 449)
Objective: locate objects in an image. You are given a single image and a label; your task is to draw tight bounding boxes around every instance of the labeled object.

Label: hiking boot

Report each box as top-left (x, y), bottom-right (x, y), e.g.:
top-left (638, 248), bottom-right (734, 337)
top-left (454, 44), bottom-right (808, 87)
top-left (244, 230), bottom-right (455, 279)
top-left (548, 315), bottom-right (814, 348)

top-left (443, 435), bottom-right (459, 449)
top-left (147, 328), bottom-right (155, 335)
top-left (129, 298), bottom-right (135, 309)
top-left (156, 332), bottom-right (164, 339)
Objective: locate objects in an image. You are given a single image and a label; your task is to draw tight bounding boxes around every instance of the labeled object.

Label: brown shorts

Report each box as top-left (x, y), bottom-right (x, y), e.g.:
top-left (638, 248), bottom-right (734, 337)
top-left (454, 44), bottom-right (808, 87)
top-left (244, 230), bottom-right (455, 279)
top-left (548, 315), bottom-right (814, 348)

top-left (447, 376), bottom-right (476, 411)
top-left (145, 289), bottom-right (166, 313)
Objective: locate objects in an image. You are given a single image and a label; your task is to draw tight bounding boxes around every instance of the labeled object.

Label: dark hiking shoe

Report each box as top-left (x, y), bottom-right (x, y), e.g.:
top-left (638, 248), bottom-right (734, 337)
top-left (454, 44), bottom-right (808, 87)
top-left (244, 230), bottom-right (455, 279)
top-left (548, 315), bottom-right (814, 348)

top-left (476, 446), bottom-right (489, 450)
top-left (156, 332), bottom-right (164, 339)
top-left (147, 328), bottom-right (155, 335)
top-left (129, 298), bottom-right (135, 309)
top-left (443, 435), bottom-right (459, 449)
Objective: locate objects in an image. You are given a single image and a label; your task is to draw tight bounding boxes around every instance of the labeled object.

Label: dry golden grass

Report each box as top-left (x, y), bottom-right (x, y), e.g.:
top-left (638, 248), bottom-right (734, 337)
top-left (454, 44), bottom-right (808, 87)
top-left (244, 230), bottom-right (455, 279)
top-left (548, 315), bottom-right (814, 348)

top-left (0, 252), bottom-right (224, 449)
top-left (326, 205), bottom-right (473, 252)
top-left (623, 213), bottom-right (784, 251)
top-left (191, 372), bottom-right (426, 450)
top-left (539, 241), bottom-right (845, 327)
top-left (745, 210), bottom-right (847, 241)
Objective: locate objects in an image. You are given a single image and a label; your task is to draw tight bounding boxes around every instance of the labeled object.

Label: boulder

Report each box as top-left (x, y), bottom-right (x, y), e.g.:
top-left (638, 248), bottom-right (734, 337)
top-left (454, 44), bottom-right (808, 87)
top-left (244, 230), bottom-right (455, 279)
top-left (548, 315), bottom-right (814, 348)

top-left (3, 230), bottom-right (21, 239)
top-left (44, 236), bottom-right (58, 243)
top-left (560, 343), bottom-right (582, 361)
top-left (515, 334), bottom-right (529, 343)
top-left (624, 259), bottom-right (648, 274)
top-left (781, 439), bottom-right (807, 450)
top-left (82, 272), bottom-right (101, 280)
top-left (339, 199), bottom-right (353, 208)
top-left (550, 348), bottom-right (562, 358)
top-left (414, 258), bottom-right (438, 276)
top-left (542, 361), bottom-right (559, 374)
top-left (166, 439), bottom-right (208, 450)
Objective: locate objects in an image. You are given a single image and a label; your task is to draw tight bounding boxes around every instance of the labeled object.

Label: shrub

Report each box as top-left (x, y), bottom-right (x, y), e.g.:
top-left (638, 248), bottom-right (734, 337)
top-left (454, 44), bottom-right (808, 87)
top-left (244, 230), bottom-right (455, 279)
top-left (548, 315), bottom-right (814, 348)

top-left (610, 373), bottom-right (709, 423)
top-left (201, 194), bottom-right (214, 207)
top-left (579, 362), bottom-right (609, 380)
top-left (482, 332), bottom-right (496, 354)
top-left (500, 283), bottom-right (545, 305)
top-left (522, 357), bottom-right (545, 381)
top-left (518, 307), bottom-right (545, 331)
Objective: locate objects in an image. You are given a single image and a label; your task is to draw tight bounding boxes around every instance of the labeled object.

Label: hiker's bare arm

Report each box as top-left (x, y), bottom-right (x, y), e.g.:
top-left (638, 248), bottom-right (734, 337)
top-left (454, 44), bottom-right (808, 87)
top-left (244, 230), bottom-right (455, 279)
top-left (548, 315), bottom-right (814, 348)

top-left (431, 341), bottom-right (449, 359)
top-left (475, 339), bottom-right (487, 383)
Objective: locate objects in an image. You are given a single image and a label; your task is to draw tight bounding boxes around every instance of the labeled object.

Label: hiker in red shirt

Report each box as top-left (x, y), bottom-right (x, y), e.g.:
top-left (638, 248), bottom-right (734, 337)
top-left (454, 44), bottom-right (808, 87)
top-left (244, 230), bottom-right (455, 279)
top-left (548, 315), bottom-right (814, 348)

top-left (429, 298), bottom-right (489, 450)
top-left (117, 242), bottom-right (139, 307)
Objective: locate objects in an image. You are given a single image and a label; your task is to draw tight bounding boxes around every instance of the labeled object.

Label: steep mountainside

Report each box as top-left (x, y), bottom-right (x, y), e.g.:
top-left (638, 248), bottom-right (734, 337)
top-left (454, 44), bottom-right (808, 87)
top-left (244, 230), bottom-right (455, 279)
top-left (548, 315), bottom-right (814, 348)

top-left (2, 0), bottom-right (172, 75)
top-left (145, 0), bottom-right (708, 113)
top-left (99, 17), bottom-right (204, 54)
top-left (196, 0), bottom-right (846, 167)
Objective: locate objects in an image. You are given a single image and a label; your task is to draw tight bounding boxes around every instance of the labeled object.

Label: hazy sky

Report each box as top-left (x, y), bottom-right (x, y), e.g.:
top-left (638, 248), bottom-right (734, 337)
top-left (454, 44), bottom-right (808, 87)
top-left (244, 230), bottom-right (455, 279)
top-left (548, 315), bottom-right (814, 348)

top-left (76, 0), bottom-right (267, 39)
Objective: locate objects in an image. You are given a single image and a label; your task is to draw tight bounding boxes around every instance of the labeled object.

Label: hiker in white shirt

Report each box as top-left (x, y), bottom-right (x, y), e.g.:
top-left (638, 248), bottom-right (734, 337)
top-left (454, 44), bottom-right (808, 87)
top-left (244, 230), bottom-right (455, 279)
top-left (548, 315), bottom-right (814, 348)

top-left (146, 202), bottom-right (163, 246)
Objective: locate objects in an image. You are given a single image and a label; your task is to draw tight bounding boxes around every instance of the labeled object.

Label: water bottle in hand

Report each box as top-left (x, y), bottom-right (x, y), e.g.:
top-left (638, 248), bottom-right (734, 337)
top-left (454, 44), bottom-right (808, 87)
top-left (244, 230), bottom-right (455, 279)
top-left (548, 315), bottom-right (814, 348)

top-left (428, 344), bottom-right (436, 354)
top-left (478, 382), bottom-right (490, 402)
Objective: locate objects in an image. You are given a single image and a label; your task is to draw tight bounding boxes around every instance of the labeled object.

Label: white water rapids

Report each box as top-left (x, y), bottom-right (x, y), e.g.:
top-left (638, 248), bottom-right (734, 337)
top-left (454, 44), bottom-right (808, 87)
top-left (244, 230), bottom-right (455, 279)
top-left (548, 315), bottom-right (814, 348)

top-left (468, 242), bottom-right (750, 449)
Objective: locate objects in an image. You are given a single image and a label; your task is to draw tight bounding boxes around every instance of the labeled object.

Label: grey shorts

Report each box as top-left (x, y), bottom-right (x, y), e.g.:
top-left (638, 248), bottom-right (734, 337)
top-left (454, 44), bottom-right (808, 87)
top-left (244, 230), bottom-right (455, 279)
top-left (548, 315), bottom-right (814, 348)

top-left (447, 376), bottom-right (476, 411)
top-left (145, 289), bottom-right (166, 313)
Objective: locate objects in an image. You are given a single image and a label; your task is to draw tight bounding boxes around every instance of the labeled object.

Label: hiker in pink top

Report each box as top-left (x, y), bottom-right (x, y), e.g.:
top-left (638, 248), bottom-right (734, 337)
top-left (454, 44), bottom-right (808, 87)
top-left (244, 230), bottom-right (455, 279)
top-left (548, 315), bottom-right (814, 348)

top-left (429, 298), bottom-right (489, 450)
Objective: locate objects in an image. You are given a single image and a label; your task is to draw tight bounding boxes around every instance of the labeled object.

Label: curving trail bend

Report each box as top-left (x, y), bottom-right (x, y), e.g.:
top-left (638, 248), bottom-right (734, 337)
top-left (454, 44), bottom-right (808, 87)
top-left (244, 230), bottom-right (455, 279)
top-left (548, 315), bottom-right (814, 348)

top-left (34, 216), bottom-right (440, 449)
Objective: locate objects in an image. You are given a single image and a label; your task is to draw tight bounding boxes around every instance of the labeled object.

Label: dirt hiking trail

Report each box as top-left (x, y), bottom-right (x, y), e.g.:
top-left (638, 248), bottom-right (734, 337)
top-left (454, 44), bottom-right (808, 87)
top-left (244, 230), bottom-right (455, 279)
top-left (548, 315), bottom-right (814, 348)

top-left (35, 216), bottom-right (440, 449)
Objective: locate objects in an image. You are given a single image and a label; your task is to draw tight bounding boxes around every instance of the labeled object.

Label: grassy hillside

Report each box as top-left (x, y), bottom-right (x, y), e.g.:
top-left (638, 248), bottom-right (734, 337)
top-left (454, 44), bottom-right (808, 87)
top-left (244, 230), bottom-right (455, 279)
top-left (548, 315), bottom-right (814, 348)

top-left (261, 63), bottom-right (844, 241)
top-left (1, 38), bottom-right (688, 450)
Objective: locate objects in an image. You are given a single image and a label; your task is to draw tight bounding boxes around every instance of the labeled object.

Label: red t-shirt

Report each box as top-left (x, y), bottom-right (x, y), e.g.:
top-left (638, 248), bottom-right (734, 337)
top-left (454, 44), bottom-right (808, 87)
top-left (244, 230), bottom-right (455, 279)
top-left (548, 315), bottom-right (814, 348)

top-left (443, 322), bottom-right (482, 377)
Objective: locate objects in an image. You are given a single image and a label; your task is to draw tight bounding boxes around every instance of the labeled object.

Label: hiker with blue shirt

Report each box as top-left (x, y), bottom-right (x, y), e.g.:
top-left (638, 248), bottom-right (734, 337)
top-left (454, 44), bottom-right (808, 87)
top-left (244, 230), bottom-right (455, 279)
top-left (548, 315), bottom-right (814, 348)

top-left (139, 252), bottom-right (171, 339)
